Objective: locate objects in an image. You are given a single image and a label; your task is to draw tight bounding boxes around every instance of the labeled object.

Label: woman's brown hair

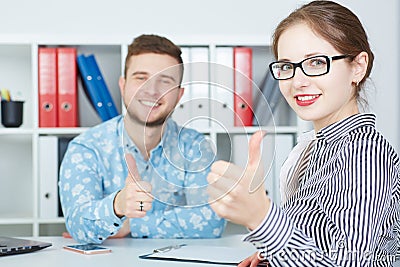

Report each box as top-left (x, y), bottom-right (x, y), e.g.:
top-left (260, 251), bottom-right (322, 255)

top-left (272, 0), bottom-right (374, 99)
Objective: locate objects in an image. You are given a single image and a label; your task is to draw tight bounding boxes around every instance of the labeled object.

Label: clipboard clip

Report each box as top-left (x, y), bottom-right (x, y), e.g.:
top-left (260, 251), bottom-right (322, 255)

top-left (153, 244), bottom-right (187, 253)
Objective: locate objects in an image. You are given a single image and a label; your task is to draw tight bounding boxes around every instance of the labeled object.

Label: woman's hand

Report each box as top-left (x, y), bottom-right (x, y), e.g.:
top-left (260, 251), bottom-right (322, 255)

top-left (238, 252), bottom-right (269, 267)
top-left (207, 131), bottom-right (270, 230)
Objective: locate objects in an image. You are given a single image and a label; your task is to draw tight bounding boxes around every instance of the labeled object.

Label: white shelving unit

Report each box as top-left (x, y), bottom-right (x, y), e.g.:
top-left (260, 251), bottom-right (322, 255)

top-left (0, 35), bottom-right (309, 237)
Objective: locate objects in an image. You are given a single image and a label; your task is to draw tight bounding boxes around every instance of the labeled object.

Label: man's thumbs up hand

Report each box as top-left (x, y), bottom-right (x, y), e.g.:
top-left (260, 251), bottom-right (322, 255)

top-left (207, 131), bottom-right (270, 230)
top-left (125, 153), bottom-right (141, 182)
top-left (114, 153), bottom-right (153, 218)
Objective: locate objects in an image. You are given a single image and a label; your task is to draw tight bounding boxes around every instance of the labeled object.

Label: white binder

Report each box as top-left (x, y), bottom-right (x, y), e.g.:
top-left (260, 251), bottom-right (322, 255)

top-left (39, 136), bottom-right (59, 218)
top-left (210, 47), bottom-right (234, 130)
top-left (172, 47), bottom-right (192, 127)
top-left (188, 47), bottom-right (210, 130)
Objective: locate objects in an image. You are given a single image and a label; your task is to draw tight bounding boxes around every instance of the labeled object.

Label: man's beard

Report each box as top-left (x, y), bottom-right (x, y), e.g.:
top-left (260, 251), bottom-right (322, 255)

top-left (126, 109), bottom-right (173, 127)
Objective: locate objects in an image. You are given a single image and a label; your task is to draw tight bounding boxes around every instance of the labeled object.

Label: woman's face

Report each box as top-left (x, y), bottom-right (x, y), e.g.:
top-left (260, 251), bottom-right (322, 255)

top-left (277, 23), bottom-right (359, 131)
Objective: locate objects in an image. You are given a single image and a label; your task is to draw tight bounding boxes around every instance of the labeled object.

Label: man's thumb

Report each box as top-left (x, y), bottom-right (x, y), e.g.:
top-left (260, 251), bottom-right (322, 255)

top-left (125, 153), bottom-right (141, 181)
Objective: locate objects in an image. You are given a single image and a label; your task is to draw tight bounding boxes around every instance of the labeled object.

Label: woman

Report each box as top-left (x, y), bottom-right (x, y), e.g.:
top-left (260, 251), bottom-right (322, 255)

top-left (207, 1), bottom-right (400, 266)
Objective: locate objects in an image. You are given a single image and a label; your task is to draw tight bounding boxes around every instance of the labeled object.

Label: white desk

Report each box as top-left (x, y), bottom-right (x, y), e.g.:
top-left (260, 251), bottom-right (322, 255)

top-left (1, 235), bottom-right (256, 267)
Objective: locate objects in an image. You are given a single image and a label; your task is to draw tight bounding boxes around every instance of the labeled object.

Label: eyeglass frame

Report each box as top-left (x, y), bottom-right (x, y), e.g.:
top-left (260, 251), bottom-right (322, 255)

top-left (269, 55), bottom-right (349, 80)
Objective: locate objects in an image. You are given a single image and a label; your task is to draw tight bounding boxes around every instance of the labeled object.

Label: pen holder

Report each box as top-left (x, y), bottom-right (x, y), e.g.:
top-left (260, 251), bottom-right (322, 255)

top-left (1, 100), bottom-right (24, 128)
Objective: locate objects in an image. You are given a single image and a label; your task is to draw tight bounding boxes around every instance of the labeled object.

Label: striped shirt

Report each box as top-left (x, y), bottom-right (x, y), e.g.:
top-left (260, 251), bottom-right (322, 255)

top-left (244, 113), bottom-right (400, 266)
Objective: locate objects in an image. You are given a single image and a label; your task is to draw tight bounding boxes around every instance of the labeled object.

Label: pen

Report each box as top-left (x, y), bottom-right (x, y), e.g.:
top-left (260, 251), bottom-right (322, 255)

top-left (153, 244), bottom-right (187, 253)
top-left (1, 89), bottom-right (11, 101)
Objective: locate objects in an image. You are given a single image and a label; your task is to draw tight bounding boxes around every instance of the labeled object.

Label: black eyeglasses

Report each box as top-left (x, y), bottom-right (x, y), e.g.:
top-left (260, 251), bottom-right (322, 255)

top-left (269, 55), bottom-right (349, 80)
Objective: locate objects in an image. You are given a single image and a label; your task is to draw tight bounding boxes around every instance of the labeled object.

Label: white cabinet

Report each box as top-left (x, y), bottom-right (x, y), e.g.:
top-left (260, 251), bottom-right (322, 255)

top-left (0, 36), bottom-right (309, 237)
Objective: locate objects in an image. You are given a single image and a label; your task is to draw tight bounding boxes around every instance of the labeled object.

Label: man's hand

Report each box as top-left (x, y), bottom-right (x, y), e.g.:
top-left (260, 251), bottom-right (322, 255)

top-left (114, 153), bottom-right (153, 218)
top-left (207, 131), bottom-right (270, 230)
top-left (111, 220), bottom-right (131, 238)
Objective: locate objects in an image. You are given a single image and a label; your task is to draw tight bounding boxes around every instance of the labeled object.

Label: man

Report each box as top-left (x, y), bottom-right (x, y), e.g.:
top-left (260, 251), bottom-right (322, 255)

top-left (59, 34), bottom-right (225, 244)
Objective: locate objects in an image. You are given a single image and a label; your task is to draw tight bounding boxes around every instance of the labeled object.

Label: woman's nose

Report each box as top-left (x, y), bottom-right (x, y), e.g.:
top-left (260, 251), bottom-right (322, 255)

top-left (292, 67), bottom-right (310, 88)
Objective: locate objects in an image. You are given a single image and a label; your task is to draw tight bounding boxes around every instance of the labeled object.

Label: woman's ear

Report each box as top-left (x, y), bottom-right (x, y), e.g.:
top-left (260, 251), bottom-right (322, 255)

top-left (352, 51), bottom-right (368, 83)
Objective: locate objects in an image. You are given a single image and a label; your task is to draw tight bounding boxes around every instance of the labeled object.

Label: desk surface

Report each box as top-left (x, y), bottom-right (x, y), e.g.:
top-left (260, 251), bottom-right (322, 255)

top-left (1, 235), bottom-right (256, 267)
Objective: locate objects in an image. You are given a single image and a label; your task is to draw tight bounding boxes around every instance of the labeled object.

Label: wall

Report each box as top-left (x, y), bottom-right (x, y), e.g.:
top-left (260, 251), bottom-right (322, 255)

top-left (1, 0), bottom-right (399, 150)
top-left (338, 0), bottom-right (399, 151)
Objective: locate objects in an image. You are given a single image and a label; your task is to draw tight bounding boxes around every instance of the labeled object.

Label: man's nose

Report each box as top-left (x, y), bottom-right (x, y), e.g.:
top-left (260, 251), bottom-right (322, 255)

top-left (142, 79), bottom-right (159, 95)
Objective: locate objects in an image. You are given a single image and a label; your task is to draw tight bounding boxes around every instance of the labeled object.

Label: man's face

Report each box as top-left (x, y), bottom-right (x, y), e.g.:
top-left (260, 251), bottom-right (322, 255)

top-left (120, 53), bottom-right (183, 127)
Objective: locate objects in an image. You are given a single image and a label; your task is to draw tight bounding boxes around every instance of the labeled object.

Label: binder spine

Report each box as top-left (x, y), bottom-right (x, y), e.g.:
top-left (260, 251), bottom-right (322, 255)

top-left (85, 55), bottom-right (119, 119)
top-left (211, 47), bottom-right (234, 129)
top-left (38, 47), bottom-right (58, 127)
top-left (57, 47), bottom-right (78, 127)
top-left (172, 47), bottom-right (192, 126)
top-left (188, 47), bottom-right (210, 129)
top-left (77, 54), bottom-right (110, 121)
top-left (39, 136), bottom-right (59, 218)
top-left (233, 47), bottom-right (253, 127)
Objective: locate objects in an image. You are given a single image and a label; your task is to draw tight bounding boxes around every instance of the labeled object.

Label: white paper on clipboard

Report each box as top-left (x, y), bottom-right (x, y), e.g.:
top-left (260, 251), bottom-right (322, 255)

top-left (139, 243), bottom-right (257, 265)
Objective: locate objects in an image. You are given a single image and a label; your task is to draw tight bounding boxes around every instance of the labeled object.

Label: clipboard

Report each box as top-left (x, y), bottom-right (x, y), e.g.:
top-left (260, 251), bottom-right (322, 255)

top-left (139, 243), bottom-right (257, 265)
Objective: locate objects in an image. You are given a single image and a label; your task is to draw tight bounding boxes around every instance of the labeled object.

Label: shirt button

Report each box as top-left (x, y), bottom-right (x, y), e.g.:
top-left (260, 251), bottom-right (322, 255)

top-left (98, 237), bottom-right (103, 241)
top-left (114, 223), bottom-right (119, 227)
top-left (134, 148), bottom-right (138, 153)
top-left (145, 165), bottom-right (149, 170)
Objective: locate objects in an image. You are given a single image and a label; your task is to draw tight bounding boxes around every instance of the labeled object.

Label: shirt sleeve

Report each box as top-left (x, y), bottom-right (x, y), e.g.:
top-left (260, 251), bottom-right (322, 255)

top-left (243, 201), bottom-right (336, 266)
top-left (59, 141), bottom-right (126, 244)
top-left (243, 138), bottom-right (399, 266)
top-left (128, 205), bottom-right (225, 238)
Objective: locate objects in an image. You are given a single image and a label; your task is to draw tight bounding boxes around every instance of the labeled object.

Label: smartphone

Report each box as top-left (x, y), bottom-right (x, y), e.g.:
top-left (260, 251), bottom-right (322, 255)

top-left (63, 244), bottom-right (112, 255)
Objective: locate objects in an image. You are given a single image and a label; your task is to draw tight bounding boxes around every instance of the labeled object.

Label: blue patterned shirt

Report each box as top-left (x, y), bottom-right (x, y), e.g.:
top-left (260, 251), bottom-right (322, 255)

top-left (59, 115), bottom-right (225, 244)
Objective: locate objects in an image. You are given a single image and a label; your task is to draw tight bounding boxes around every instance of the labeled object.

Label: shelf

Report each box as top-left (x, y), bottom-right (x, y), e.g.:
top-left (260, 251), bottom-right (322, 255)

top-left (32, 126), bottom-right (300, 136)
top-left (0, 218), bottom-right (34, 224)
top-left (37, 127), bottom-right (90, 135)
top-left (37, 218), bottom-right (65, 224)
top-left (0, 128), bottom-right (34, 135)
top-left (0, 217), bottom-right (65, 225)
top-left (214, 126), bottom-right (298, 135)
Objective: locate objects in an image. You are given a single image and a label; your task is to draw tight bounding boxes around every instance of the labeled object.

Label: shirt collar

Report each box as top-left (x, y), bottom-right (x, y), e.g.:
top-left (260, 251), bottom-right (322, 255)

top-left (120, 117), bottom-right (174, 158)
top-left (316, 113), bottom-right (376, 143)
top-left (297, 129), bottom-right (316, 144)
